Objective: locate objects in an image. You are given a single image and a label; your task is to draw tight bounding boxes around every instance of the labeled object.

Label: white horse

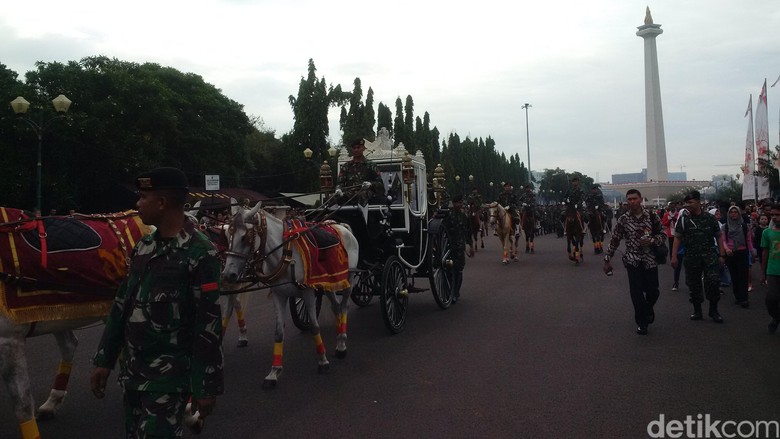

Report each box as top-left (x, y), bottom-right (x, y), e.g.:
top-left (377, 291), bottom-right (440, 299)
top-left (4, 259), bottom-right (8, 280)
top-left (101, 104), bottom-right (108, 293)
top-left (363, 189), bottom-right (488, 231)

top-left (0, 210), bottom-right (148, 439)
top-left (222, 202), bottom-right (358, 389)
top-left (0, 315), bottom-right (103, 439)
top-left (187, 200), bottom-right (252, 348)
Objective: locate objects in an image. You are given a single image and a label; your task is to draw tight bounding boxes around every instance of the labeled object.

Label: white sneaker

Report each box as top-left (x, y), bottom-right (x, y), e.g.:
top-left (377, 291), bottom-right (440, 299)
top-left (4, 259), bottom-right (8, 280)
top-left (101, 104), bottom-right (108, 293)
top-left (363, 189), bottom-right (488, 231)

top-left (672, 283), bottom-right (678, 291)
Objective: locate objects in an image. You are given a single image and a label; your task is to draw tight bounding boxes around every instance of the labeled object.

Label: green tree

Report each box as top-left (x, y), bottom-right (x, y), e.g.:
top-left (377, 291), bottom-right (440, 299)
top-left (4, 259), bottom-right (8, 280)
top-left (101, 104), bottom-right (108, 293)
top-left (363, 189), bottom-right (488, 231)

top-left (393, 97), bottom-right (405, 147)
top-left (377, 102), bottom-right (392, 137)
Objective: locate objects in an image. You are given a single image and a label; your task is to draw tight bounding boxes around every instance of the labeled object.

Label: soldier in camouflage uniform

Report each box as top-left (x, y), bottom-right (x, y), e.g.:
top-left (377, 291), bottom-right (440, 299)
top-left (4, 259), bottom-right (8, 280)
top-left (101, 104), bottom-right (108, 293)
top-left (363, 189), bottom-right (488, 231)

top-left (496, 182), bottom-right (520, 228)
top-left (91, 167), bottom-right (224, 438)
top-left (519, 184), bottom-right (536, 213)
top-left (337, 138), bottom-right (384, 205)
top-left (671, 190), bottom-right (725, 323)
top-left (443, 194), bottom-right (475, 303)
top-left (563, 176), bottom-right (586, 235)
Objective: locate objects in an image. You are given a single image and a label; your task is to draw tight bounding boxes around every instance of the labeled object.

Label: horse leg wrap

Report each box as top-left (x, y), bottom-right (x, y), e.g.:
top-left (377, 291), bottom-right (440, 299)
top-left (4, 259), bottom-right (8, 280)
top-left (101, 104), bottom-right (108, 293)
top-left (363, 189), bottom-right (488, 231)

top-left (337, 313), bottom-right (347, 335)
top-left (272, 342), bottom-right (284, 367)
top-left (313, 334), bottom-right (326, 356)
top-left (53, 361), bottom-right (72, 391)
top-left (19, 418), bottom-right (40, 439)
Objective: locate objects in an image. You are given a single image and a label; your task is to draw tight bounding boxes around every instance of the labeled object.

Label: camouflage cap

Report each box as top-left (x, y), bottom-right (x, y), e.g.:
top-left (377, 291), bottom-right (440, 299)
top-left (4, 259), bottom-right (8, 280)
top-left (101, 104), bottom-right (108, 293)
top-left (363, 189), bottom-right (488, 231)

top-left (136, 167), bottom-right (189, 191)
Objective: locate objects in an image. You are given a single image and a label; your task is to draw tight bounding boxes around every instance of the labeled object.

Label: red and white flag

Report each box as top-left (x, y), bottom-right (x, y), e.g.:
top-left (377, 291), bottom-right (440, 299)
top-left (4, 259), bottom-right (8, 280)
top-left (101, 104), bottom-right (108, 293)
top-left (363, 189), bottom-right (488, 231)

top-left (755, 80), bottom-right (771, 200)
top-left (742, 95), bottom-right (756, 201)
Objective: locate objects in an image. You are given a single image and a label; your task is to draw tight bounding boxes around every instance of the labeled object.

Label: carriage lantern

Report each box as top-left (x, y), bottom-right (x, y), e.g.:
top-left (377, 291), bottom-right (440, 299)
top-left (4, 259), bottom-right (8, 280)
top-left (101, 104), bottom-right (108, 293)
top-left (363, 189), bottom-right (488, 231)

top-left (319, 161), bottom-right (333, 192)
top-left (433, 163), bottom-right (445, 207)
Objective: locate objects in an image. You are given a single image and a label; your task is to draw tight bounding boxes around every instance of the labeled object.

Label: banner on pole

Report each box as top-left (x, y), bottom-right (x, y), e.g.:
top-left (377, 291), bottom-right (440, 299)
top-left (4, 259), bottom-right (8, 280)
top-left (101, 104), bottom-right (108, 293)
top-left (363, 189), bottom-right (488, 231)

top-left (755, 80), bottom-right (771, 200)
top-left (742, 95), bottom-right (756, 201)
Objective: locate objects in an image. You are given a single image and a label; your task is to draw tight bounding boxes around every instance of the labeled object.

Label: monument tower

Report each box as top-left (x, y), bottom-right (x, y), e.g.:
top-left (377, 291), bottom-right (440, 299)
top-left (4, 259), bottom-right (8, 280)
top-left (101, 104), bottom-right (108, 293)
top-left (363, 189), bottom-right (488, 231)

top-left (636, 7), bottom-right (668, 181)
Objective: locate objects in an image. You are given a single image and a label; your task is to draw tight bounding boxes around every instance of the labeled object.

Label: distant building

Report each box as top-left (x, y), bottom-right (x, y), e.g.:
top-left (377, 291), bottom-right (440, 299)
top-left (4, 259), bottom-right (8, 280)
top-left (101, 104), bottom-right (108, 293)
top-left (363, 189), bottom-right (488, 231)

top-left (611, 168), bottom-right (687, 184)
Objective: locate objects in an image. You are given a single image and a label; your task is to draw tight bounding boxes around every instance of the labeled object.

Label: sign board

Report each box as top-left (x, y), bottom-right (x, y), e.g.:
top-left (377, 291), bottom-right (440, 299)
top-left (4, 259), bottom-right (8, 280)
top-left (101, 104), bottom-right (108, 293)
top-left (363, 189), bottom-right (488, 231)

top-left (205, 175), bottom-right (220, 191)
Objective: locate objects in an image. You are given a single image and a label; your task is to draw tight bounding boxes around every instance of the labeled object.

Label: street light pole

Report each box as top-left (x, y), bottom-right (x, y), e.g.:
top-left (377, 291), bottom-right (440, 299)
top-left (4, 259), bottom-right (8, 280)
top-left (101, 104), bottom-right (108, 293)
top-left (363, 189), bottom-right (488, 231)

top-left (10, 95), bottom-right (72, 213)
top-left (521, 103), bottom-right (532, 184)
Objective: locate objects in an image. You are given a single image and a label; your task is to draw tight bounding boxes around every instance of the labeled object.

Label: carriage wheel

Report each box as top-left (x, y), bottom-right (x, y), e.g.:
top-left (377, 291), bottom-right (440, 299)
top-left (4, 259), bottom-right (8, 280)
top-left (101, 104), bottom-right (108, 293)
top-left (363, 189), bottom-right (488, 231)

top-left (289, 293), bottom-right (323, 331)
top-left (380, 256), bottom-right (409, 334)
top-left (428, 226), bottom-right (453, 309)
top-left (351, 269), bottom-right (376, 307)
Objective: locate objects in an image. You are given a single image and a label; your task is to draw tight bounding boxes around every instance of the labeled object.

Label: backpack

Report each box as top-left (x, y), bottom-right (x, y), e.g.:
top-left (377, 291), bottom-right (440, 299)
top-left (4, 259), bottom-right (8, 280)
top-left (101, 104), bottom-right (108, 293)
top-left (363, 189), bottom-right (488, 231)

top-left (723, 222), bottom-right (749, 247)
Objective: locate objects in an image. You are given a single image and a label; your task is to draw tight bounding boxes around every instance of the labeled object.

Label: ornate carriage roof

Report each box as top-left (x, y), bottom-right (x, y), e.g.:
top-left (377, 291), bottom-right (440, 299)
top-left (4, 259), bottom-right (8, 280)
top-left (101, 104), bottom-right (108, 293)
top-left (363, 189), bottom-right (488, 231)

top-left (337, 127), bottom-right (426, 169)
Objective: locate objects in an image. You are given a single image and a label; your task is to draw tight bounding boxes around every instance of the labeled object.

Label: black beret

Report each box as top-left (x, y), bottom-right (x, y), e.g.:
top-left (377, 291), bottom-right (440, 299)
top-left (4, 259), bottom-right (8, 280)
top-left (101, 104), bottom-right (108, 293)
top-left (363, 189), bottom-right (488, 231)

top-left (136, 167), bottom-right (189, 191)
top-left (570, 176), bottom-right (580, 182)
top-left (452, 194), bottom-right (464, 203)
top-left (592, 184), bottom-right (601, 189)
top-left (351, 138), bottom-right (366, 147)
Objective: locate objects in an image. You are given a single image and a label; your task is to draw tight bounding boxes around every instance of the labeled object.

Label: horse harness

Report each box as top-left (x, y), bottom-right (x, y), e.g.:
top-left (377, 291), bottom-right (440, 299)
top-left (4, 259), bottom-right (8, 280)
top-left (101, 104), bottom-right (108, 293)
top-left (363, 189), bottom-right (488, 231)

top-left (225, 210), bottom-right (300, 287)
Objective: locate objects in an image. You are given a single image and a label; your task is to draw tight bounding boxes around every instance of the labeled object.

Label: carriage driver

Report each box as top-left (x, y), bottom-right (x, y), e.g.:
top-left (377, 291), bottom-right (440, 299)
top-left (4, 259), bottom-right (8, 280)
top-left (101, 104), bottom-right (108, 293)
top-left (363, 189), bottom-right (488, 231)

top-left (337, 137), bottom-right (384, 205)
top-left (91, 167), bottom-right (224, 438)
top-left (563, 176), bottom-right (586, 235)
top-left (497, 182), bottom-right (520, 227)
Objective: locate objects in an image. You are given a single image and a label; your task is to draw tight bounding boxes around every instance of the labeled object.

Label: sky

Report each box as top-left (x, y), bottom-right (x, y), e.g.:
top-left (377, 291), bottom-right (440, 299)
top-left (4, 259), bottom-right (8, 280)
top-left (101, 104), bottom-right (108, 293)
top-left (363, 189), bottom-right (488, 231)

top-left (2, 0), bottom-right (780, 183)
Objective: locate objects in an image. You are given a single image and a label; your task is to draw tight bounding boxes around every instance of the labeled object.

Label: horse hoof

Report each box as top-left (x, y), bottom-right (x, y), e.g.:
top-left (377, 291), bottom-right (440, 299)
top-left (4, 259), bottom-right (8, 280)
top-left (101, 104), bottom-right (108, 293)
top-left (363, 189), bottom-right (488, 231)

top-left (262, 379), bottom-right (277, 390)
top-left (336, 349), bottom-right (347, 359)
top-left (236, 340), bottom-right (248, 348)
top-left (318, 364), bottom-right (330, 374)
top-left (481, 243), bottom-right (484, 248)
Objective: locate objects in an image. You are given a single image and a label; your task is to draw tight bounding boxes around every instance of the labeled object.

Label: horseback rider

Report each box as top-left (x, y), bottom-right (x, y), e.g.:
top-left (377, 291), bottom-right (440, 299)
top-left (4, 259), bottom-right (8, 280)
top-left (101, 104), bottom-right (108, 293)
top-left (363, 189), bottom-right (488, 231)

top-left (520, 183), bottom-right (537, 213)
top-left (466, 186), bottom-right (482, 211)
top-left (563, 176), bottom-right (586, 235)
top-left (586, 183), bottom-right (607, 233)
top-left (496, 182), bottom-right (520, 228)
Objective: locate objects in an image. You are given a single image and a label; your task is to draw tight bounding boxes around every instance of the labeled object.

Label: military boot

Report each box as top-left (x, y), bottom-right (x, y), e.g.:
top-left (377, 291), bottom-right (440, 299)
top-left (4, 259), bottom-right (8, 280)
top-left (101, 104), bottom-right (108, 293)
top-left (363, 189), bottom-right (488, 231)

top-left (690, 302), bottom-right (703, 321)
top-left (708, 302), bottom-right (724, 323)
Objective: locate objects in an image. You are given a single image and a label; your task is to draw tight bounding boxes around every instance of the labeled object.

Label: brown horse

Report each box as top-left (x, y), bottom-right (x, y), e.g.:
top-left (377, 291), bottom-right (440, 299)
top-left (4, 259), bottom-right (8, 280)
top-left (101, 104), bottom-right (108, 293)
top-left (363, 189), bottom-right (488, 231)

top-left (468, 202), bottom-right (484, 251)
top-left (486, 202), bottom-right (518, 264)
top-left (564, 206), bottom-right (585, 264)
top-left (587, 208), bottom-right (606, 254)
top-left (521, 205), bottom-right (536, 254)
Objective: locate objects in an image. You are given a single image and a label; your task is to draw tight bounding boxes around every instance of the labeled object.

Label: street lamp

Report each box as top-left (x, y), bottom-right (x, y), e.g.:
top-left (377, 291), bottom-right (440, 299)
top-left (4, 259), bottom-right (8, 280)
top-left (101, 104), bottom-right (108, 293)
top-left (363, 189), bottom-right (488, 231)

top-left (521, 103), bottom-right (532, 184)
top-left (10, 94), bottom-right (72, 213)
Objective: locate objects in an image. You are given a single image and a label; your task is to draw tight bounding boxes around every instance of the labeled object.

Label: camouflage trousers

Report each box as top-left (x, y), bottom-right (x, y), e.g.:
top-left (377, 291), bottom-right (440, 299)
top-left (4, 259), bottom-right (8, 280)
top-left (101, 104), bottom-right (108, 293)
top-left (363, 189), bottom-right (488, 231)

top-left (683, 253), bottom-right (721, 304)
top-left (123, 390), bottom-right (188, 438)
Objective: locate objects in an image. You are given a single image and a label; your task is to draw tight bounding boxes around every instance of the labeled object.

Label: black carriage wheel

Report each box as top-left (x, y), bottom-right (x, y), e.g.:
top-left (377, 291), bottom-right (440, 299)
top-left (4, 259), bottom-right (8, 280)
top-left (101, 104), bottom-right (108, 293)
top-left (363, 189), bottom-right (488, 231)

top-left (289, 293), bottom-right (323, 331)
top-left (380, 256), bottom-right (408, 334)
top-left (351, 269), bottom-right (375, 307)
top-left (429, 226), bottom-right (453, 309)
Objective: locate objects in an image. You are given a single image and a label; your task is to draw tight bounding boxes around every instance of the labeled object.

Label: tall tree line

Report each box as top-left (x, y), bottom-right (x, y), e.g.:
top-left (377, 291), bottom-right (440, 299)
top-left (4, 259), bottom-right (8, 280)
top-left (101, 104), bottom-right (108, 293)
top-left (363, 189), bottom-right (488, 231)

top-left (2, 56), bottom-right (570, 212)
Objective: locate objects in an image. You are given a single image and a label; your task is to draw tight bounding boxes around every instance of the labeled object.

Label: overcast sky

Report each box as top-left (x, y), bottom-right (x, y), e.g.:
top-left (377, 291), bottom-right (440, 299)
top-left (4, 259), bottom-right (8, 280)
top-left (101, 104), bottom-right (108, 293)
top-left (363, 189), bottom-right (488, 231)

top-left (3, 0), bottom-right (780, 183)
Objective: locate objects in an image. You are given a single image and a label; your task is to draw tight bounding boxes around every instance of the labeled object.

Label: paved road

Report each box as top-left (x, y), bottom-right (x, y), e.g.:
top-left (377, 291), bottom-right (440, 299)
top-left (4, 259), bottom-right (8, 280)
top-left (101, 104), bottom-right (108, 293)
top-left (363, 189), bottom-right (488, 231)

top-left (2, 232), bottom-right (780, 438)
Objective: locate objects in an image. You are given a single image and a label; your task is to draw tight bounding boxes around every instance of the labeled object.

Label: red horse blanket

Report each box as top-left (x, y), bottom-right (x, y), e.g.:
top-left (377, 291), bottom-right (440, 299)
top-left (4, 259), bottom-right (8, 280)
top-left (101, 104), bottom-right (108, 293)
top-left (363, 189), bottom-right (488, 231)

top-left (0, 207), bottom-right (151, 324)
top-left (283, 219), bottom-right (350, 292)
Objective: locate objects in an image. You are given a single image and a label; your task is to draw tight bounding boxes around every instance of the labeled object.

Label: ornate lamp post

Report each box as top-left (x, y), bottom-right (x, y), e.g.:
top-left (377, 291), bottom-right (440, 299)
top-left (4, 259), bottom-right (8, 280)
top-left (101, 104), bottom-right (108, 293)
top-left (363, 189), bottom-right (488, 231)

top-left (10, 94), bottom-right (72, 213)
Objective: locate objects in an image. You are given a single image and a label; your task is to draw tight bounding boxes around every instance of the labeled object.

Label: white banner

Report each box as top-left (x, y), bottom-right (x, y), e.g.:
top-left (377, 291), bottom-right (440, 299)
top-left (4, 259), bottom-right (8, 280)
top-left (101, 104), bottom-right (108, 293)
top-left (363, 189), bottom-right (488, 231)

top-left (755, 80), bottom-right (771, 200)
top-left (742, 95), bottom-right (756, 201)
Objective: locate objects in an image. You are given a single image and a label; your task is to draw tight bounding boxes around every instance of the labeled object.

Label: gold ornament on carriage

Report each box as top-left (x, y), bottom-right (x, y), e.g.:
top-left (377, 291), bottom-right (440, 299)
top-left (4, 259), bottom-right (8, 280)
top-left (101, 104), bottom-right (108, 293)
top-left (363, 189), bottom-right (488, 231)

top-left (319, 161), bottom-right (333, 192)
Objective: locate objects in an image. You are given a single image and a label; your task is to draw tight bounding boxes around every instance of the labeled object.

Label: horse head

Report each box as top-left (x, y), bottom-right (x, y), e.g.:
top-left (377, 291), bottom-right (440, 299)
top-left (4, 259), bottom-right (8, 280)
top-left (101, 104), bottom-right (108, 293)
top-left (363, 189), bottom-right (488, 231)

top-left (222, 201), bottom-right (264, 283)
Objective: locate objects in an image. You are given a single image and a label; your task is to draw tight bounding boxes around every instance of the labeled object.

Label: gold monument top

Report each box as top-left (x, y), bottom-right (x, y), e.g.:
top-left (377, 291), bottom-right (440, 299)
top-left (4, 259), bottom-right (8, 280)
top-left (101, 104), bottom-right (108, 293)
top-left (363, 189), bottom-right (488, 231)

top-left (644, 6), bottom-right (653, 25)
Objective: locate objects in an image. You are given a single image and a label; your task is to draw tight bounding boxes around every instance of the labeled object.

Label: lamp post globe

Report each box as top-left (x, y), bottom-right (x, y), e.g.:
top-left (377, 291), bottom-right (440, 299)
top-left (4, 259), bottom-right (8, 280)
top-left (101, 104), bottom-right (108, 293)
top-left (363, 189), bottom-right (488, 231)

top-left (10, 94), bottom-right (71, 213)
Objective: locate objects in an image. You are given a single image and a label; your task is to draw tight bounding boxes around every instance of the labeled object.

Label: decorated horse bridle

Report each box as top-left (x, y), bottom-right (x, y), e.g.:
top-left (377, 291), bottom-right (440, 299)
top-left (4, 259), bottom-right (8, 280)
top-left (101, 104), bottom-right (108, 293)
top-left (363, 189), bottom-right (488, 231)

top-left (225, 210), bottom-right (295, 285)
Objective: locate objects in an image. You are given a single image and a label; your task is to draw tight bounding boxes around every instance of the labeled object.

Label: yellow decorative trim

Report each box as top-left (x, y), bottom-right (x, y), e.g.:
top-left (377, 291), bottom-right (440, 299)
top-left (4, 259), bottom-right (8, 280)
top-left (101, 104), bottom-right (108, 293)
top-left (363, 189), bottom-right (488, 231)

top-left (19, 418), bottom-right (40, 439)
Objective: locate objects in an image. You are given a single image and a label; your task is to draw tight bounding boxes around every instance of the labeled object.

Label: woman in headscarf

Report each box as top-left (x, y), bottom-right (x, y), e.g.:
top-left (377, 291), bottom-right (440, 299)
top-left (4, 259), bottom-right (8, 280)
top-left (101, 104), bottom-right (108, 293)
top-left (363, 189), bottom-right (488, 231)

top-left (721, 205), bottom-right (755, 308)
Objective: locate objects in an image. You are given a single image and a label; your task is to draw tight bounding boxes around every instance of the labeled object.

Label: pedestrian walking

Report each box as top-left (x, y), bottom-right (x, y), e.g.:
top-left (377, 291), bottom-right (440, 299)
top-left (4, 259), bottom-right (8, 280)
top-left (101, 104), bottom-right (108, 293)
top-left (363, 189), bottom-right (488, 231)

top-left (603, 189), bottom-right (665, 335)
top-left (443, 194), bottom-right (475, 303)
top-left (760, 204), bottom-right (780, 333)
top-left (671, 190), bottom-right (725, 323)
top-left (90, 167), bottom-right (224, 438)
top-left (721, 205), bottom-right (754, 308)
